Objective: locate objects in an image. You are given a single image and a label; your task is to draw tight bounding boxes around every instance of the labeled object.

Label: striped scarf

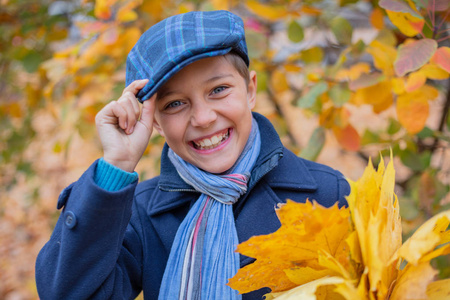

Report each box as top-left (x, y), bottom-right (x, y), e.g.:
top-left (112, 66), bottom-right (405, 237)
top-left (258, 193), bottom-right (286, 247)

top-left (158, 118), bottom-right (261, 300)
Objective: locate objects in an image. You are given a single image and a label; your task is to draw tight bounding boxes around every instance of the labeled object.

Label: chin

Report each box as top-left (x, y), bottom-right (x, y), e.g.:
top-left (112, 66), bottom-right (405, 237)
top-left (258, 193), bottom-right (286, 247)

top-left (199, 160), bottom-right (235, 174)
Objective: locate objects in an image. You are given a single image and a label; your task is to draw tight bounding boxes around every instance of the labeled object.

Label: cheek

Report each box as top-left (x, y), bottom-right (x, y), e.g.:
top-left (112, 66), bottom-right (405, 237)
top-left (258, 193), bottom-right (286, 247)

top-left (162, 121), bottom-right (185, 145)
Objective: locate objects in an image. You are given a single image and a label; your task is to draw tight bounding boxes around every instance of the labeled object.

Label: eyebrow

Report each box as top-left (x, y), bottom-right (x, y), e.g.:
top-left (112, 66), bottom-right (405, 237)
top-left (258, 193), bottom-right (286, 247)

top-left (156, 74), bottom-right (235, 101)
top-left (204, 73), bottom-right (234, 84)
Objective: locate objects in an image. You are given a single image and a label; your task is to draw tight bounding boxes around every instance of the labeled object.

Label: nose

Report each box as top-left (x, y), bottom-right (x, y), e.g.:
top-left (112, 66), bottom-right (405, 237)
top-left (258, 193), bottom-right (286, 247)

top-left (190, 100), bottom-right (217, 128)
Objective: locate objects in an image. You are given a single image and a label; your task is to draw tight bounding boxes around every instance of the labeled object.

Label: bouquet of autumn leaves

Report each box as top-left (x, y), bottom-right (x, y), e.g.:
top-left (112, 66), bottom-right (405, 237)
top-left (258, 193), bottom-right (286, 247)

top-left (227, 155), bottom-right (450, 299)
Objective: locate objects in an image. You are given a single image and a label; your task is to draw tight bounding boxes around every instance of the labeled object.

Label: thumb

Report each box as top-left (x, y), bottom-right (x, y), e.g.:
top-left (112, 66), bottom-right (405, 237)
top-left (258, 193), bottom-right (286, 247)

top-left (139, 94), bottom-right (156, 133)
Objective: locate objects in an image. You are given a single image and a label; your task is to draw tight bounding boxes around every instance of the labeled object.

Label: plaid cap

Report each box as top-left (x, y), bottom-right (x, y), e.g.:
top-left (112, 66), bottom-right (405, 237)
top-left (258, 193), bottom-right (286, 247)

top-left (125, 10), bottom-right (249, 102)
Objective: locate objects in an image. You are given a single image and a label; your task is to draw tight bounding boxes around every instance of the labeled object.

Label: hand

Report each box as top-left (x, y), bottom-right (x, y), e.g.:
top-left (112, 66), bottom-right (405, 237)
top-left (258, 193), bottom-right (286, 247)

top-left (95, 79), bottom-right (156, 172)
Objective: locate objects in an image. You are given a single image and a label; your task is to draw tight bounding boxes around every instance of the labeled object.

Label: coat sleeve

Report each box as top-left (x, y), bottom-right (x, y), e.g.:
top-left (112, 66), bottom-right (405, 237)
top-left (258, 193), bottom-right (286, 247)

top-left (35, 161), bottom-right (143, 300)
top-left (337, 173), bottom-right (351, 207)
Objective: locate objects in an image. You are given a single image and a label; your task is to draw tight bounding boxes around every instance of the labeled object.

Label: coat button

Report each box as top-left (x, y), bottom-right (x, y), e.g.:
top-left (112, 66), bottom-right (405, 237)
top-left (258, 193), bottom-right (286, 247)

top-left (65, 211), bottom-right (77, 229)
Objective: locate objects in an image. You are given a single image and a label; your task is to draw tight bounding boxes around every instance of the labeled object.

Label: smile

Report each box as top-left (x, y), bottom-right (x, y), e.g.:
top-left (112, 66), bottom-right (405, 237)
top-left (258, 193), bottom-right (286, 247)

top-left (191, 129), bottom-right (230, 150)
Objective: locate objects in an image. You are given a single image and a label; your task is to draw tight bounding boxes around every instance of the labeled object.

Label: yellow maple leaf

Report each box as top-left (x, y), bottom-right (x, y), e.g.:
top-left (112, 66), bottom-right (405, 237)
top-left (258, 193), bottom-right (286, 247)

top-left (227, 200), bottom-right (351, 294)
top-left (265, 277), bottom-right (346, 300)
top-left (228, 154), bottom-right (450, 300)
top-left (347, 154), bottom-right (402, 299)
top-left (426, 279), bottom-right (450, 299)
top-left (389, 262), bottom-right (437, 300)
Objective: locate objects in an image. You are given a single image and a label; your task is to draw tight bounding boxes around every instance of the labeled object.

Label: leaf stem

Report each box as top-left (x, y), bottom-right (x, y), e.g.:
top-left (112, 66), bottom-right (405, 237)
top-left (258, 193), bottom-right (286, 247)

top-left (436, 35), bottom-right (450, 43)
top-left (436, 28), bottom-right (450, 35)
top-left (431, 78), bottom-right (450, 151)
top-left (436, 9), bottom-right (450, 32)
top-left (432, 0), bottom-right (436, 27)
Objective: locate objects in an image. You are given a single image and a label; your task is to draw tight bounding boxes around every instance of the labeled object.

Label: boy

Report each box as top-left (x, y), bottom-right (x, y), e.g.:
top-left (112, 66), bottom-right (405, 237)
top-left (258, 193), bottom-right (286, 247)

top-left (36, 10), bottom-right (349, 300)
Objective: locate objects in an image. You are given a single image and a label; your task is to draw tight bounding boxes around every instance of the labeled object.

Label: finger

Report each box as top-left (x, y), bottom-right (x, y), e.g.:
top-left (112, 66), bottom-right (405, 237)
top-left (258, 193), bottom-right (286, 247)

top-left (139, 93), bottom-right (157, 133)
top-left (127, 91), bottom-right (141, 117)
top-left (109, 101), bottom-right (128, 130)
top-left (119, 96), bottom-right (139, 134)
top-left (123, 79), bottom-right (149, 96)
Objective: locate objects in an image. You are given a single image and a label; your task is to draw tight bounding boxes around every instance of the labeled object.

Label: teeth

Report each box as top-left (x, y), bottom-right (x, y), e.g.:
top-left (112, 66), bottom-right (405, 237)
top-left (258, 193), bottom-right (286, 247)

top-left (193, 130), bottom-right (229, 150)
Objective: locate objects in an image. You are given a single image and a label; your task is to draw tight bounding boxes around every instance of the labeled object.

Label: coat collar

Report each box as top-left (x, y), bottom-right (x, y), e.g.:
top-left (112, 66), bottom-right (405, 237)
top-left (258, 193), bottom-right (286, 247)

top-left (148, 112), bottom-right (317, 216)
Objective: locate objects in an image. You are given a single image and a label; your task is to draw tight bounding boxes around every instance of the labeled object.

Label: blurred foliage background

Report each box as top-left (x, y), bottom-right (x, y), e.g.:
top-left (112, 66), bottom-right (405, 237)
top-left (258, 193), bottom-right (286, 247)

top-left (0, 0), bottom-right (449, 298)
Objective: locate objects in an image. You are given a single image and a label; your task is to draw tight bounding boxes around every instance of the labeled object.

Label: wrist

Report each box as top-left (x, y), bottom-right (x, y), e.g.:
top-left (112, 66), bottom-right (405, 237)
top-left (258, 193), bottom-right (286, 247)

top-left (103, 157), bottom-right (137, 173)
top-left (95, 158), bottom-right (139, 191)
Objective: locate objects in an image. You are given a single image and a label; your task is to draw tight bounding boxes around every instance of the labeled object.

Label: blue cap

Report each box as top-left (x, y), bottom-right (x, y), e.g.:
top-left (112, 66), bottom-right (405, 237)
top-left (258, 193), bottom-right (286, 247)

top-left (125, 10), bottom-right (249, 102)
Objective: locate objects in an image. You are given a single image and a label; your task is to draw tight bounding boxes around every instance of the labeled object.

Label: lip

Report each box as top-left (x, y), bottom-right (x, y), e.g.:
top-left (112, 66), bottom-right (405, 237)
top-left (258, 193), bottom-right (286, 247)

top-left (189, 128), bottom-right (233, 154)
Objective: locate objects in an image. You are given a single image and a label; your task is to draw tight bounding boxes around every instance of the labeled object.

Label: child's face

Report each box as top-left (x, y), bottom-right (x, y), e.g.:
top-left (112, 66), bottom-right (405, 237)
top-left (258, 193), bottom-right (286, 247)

top-left (153, 56), bottom-right (257, 174)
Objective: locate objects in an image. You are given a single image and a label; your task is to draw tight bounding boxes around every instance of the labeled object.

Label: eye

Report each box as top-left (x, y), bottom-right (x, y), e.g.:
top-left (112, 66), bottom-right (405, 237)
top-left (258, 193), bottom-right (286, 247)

top-left (211, 86), bottom-right (228, 95)
top-left (165, 100), bottom-right (183, 110)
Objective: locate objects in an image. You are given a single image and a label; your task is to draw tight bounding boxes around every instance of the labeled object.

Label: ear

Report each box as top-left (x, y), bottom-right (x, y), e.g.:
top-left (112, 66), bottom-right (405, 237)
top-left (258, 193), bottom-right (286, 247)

top-left (153, 118), bottom-right (165, 137)
top-left (247, 70), bottom-right (257, 110)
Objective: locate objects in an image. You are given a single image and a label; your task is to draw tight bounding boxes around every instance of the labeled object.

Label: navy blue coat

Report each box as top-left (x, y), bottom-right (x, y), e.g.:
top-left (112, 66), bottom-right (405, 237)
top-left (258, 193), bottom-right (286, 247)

top-left (36, 113), bottom-right (350, 300)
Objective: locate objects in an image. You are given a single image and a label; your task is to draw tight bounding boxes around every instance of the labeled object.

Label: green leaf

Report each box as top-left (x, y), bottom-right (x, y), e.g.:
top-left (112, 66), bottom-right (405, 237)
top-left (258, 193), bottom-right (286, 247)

top-left (300, 127), bottom-right (325, 161)
top-left (399, 196), bottom-right (420, 220)
top-left (376, 28), bottom-right (397, 47)
top-left (350, 40), bottom-right (366, 57)
top-left (400, 149), bottom-right (431, 171)
top-left (328, 84), bottom-right (350, 107)
top-left (387, 118), bottom-right (402, 135)
top-left (256, 71), bottom-right (268, 93)
top-left (361, 129), bottom-right (380, 145)
top-left (297, 82), bottom-right (328, 108)
top-left (246, 29), bottom-right (267, 59)
top-left (287, 20), bottom-right (304, 43)
top-left (330, 17), bottom-right (353, 45)
top-left (340, 0), bottom-right (359, 5)
top-left (417, 126), bottom-right (434, 139)
top-left (394, 39), bottom-right (437, 77)
top-left (22, 51), bottom-right (43, 73)
top-left (301, 47), bottom-right (324, 63)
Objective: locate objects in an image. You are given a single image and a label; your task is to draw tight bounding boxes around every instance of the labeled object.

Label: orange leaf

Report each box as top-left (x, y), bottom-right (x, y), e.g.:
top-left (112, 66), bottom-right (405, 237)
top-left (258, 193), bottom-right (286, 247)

top-left (283, 63), bottom-right (302, 73)
top-left (270, 69), bottom-right (290, 94)
top-left (385, 10), bottom-right (424, 37)
top-left (299, 5), bottom-right (322, 16)
top-left (116, 0), bottom-right (141, 22)
top-left (211, 0), bottom-right (238, 10)
top-left (380, 0), bottom-right (424, 37)
top-left (420, 63), bottom-right (450, 80)
top-left (352, 80), bottom-right (394, 113)
top-left (246, 0), bottom-right (291, 21)
top-left (430, 47), bottom-right (450, 73)
top-left (405, 71), bottom-right (426, 92)
top-left (396, 88), bottom-right (430, 134)
top-left (336, 62), bottom-right (371, 82)
top-left (94, 0), bottom-right (114, 20)
top-left (332, 124), bottom-right (360, 151)
top-left (370, 7), bottom-right (384, 30)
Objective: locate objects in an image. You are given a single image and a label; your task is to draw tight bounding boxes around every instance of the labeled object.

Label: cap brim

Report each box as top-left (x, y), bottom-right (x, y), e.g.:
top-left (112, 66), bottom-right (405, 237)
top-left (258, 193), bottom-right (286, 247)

top-left (137, 47), bottom-right (233, 102)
